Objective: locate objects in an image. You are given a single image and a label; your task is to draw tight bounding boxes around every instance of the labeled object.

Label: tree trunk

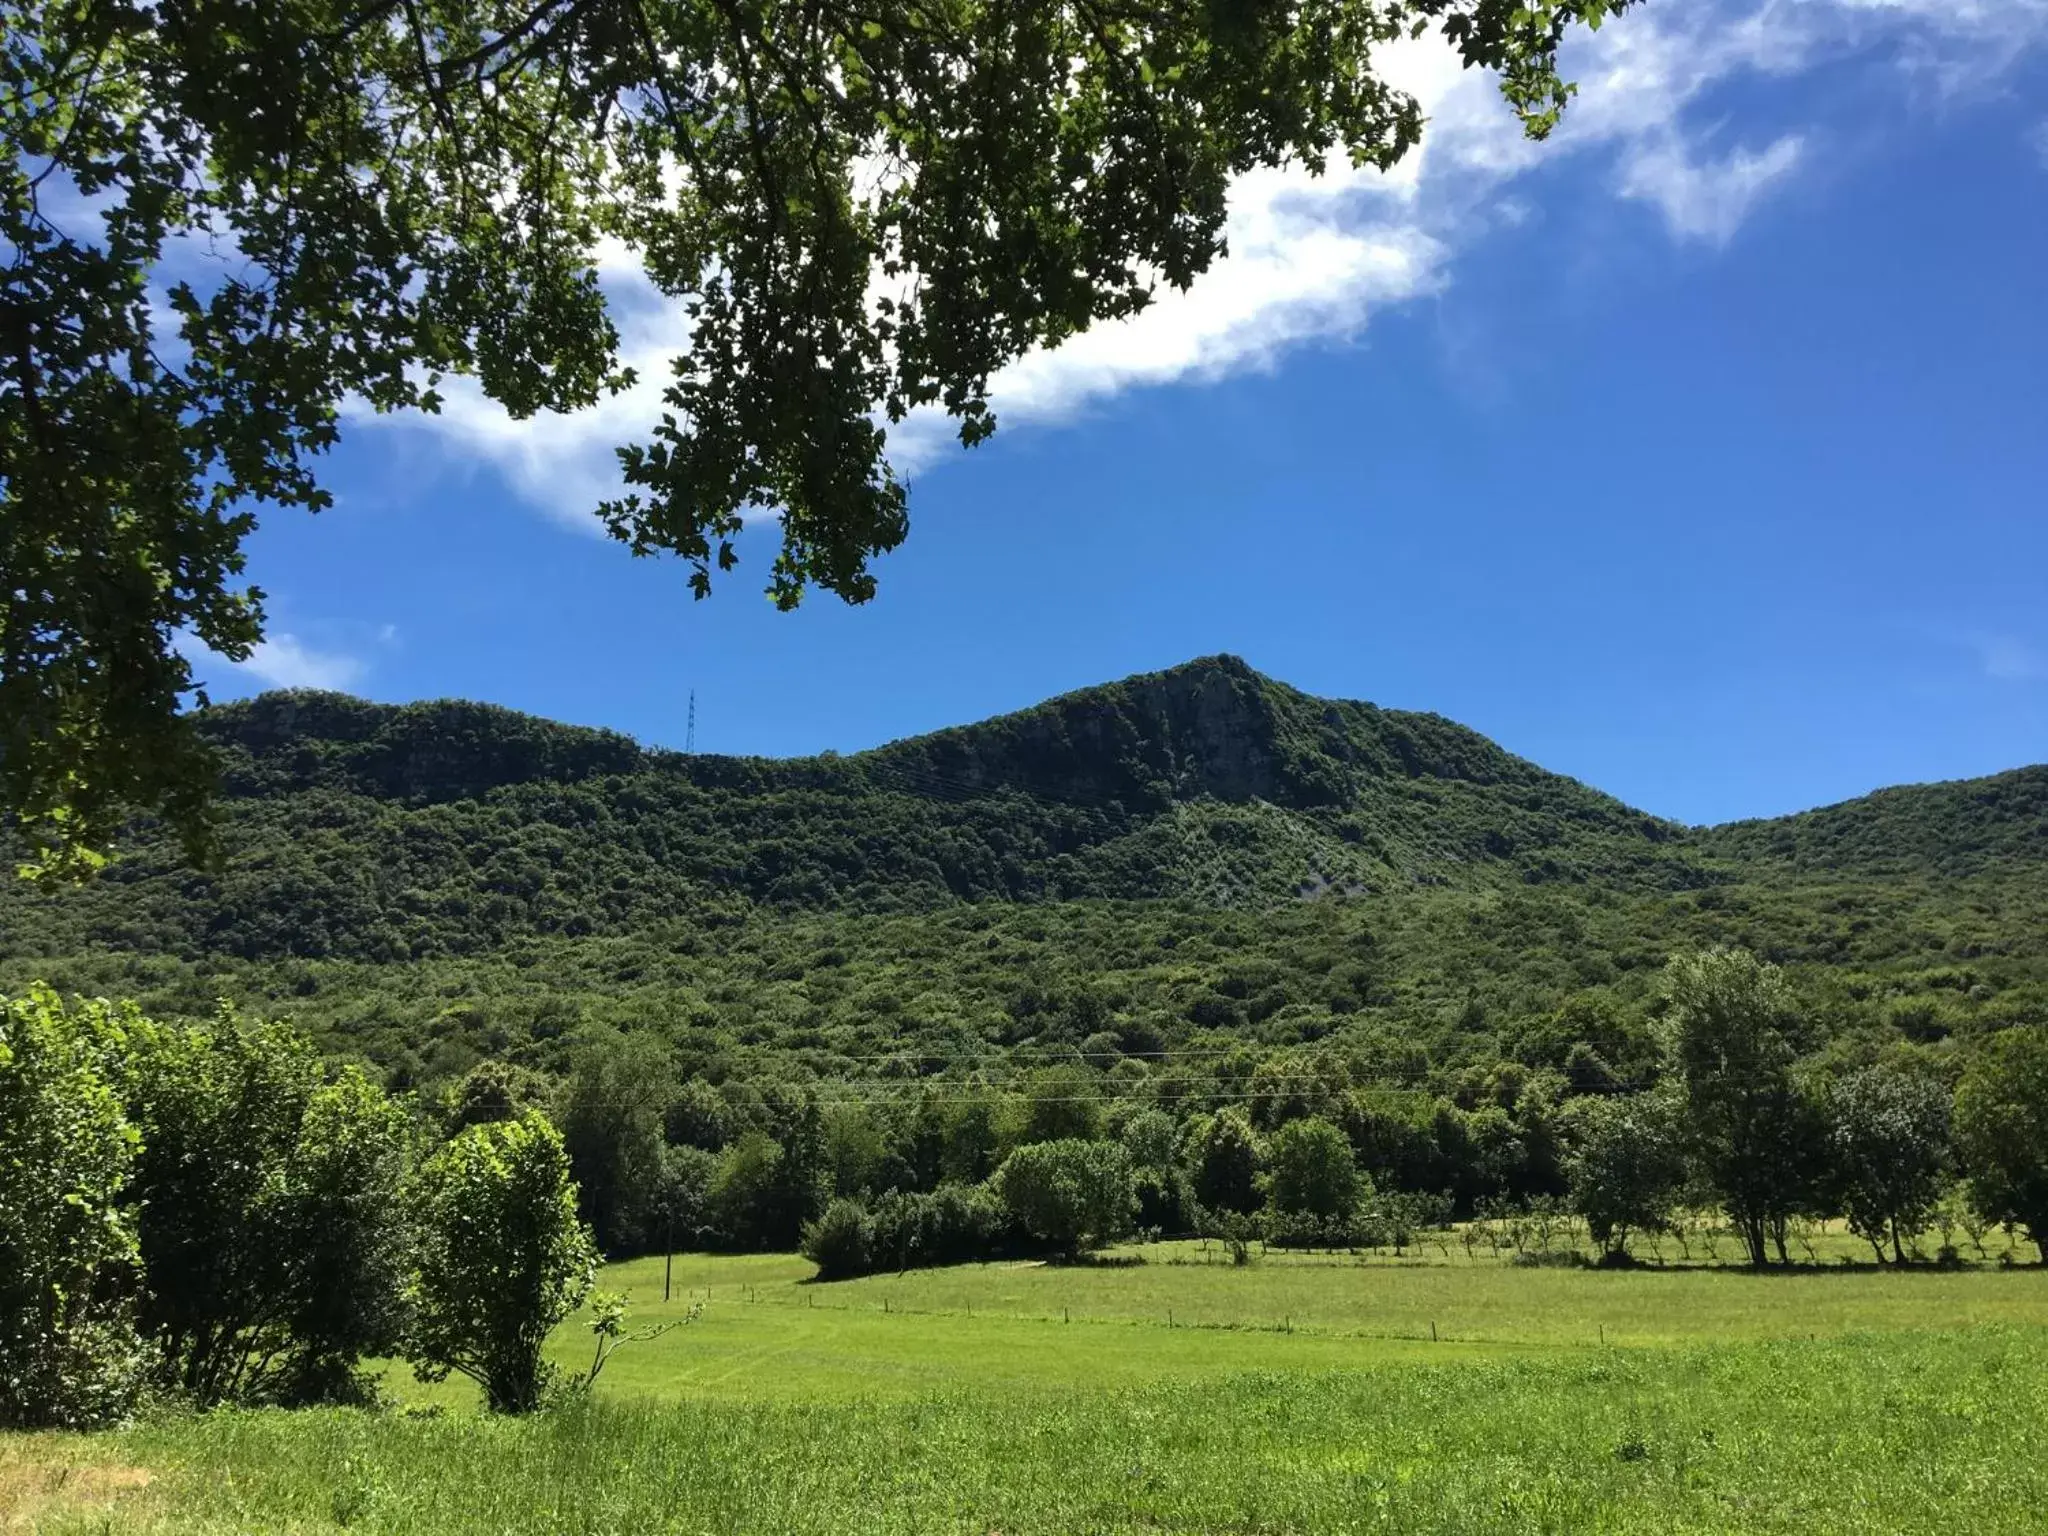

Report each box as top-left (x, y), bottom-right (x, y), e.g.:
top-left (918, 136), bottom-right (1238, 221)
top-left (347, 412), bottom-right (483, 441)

top-left (1740, 1214), bottom-right (1768, 1268)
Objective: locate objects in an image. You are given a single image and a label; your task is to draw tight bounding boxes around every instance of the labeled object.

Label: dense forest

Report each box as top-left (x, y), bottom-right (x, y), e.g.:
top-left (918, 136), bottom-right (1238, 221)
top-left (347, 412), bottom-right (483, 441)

top-left (4, 655), bottom-right (2042, 1087)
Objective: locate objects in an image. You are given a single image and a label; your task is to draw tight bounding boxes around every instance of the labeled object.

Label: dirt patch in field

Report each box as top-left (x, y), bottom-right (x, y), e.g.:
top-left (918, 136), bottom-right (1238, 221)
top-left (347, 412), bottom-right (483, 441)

top-left (0, 1443), bottom-right (156, 1531)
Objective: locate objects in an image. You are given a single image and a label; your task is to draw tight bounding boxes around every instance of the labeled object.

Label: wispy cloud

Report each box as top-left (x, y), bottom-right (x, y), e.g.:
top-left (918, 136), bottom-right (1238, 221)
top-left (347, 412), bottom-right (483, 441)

top-left (365, 0), bottom-right (2048, 525)
top-left (1619, 133), bottom-right (1806, 246)
top-left (180, 631), bottom-right (367, 692)
top-left (2030, 119), bottom-right (2048, 168)
top-left (1975, 634), bottom-right (2048, 683)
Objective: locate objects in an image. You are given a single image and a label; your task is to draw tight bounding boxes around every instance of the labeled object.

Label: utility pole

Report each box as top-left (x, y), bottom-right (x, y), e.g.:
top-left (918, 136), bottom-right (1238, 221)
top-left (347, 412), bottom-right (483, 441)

top-left (684, 690), bottom-right (696, 754)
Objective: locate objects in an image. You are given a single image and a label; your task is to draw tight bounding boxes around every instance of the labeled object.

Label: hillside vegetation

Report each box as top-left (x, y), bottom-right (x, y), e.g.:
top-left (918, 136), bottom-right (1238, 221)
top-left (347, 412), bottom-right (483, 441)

top-left (3, 655), bottom-right (2043, 1086)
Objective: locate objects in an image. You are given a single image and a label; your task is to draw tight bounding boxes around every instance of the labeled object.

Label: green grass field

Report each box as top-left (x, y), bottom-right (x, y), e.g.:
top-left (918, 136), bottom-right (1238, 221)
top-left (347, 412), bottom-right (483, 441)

top-left (9, 1244), bottom-right (2048, 1533)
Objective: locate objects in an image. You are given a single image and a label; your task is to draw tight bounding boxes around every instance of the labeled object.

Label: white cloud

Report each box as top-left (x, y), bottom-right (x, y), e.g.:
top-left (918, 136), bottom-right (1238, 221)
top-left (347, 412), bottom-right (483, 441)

top-left (181, 631), bottom-right (366, 692)
top-left (889, 176), bottom-right (1447, 472)
top-left (366, 0), bottom-right (2048, 523)
top-left (1619, 133), bottom-right (1806, 246)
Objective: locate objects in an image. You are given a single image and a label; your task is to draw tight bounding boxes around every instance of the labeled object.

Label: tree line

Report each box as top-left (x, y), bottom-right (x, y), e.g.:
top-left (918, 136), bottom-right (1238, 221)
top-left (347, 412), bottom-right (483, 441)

top-left (542, 949), bottom-right (2048, 1277)
top-left (7, 947), bottom-right (2047, 1430)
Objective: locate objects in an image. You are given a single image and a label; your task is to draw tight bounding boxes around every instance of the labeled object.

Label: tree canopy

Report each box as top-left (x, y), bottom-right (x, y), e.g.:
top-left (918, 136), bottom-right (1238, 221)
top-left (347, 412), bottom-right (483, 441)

top-left (3, 0), bottom-right (1633, 874)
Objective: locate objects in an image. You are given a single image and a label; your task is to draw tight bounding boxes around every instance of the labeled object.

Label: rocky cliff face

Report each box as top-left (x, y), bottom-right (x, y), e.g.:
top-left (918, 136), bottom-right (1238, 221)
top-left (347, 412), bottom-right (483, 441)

top-left (859, 653), bottom-right (1650, 823)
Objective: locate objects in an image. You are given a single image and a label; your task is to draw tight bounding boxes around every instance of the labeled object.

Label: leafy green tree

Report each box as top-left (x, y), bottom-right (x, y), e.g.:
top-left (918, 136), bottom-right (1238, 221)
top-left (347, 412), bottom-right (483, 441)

top-left (992, 1139), bottom-right (1136, 1258)
top-left (123, 1010), bottom-right (411, 1404)
top-left (709, 1117), bottom-right (831, 1251)
top-left (272, 1069), bottom-right (419, 1403)
top-left (1187, 1109), bottom-right (1264, 1216)
top-left (1560, 1091), bottom-right (1685, 1261)
top-left (708, 1130), bottom-right (789, 1250)
top-left (1955, 1028), bottom-right (2048, 1262)
top-left (801, 1199), bottom-right (876, 1281)
top-left (405, 1112), bottom-right (597, 1414)
top-left (942, 1095), bottom-right (1004, 1185)
top-left (1825, 1064), bottom-right (1950, 1264)
top-left (560, 1028), bottom-right (675, 1255)
top-left (1665, 949), bottom-right (1821, 1267)
top-left (1, 0), bottom-right (1633, 875)
top-left (0, 987), bottom-right (150, 1429)
top-left (822, 1102), bottom-right (890, 1198)
top-left (1262, 1116), bottom-right (1362, 1224)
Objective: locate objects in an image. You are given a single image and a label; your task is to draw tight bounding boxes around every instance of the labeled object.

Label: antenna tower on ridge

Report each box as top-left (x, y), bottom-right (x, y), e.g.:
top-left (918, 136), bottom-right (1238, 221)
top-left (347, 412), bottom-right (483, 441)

top-left (685, 690), bottom-right (696, 754)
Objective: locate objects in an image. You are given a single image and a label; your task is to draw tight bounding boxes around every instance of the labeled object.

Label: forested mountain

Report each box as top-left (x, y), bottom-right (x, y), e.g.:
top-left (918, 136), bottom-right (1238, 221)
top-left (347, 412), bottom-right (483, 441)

top-left (3, 654), bottom-right (2044, 1088)
top-left (4, 655), bottom-right (1701, 962)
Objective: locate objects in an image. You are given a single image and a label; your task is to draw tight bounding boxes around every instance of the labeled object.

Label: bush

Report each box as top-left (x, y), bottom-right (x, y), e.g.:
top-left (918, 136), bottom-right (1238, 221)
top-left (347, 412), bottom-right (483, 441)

top-left (870, 1183), bottom-right (1010, 1270)
top-left (802, 1199), bottom-right (875, 1280)
top-left (0, 988), bottom-right (151, 1429)
top-left (405, 1113), bottom-right (597, 1414)
top-left (992, 1140), bottom-right (1136, 1257)
top-left (123, 1011), bottom-right (412, 1407)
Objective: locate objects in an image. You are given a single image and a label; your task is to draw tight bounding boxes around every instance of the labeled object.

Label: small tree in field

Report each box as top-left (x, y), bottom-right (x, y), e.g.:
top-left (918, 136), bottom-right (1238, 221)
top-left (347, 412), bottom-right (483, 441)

top-left (992, 1140), bottom-right (1135, 1258)
top-left (1665, 949), bottom-right (1822, 1266)
top-left (1263, 1117), bottom-right (1363, 1230)
top-left (1955, 1027), bottom-right (2048, 1263)
top-left (0, 988), bottom-right (150, 1429)
top-left (406, 1113), bottom-right (597, 1414)
top-left (1561, 1091), bottom-right (1686, 1263)
top-left (1187, 1110), bottom-right (1264, 1216)
top-left (1825, 1064), bottom-right (1950, 1264)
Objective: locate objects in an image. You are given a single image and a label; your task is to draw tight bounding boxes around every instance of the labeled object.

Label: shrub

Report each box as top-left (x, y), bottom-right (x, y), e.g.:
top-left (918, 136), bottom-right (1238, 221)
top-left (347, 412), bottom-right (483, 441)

top-left (0, 988), bottom-right (151, 1429)
top-left (992, 1140), bottom-right (1135, 1257)
top-left (405, 1113), bottom-right (597, 1414)
top-left (870, 1183), bottom-right (1009, 1270)
top-left (802, 1199), bottom-right (876, 1280)
top-left (123, 1009), bottom-right (412, 1406)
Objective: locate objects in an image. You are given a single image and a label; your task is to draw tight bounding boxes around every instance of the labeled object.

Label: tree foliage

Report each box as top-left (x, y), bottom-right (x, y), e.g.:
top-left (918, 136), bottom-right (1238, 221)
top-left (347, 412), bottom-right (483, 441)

top-left (1262, 1115), bottom-right (1361, 1223)
top-left (405, 1112), bottom-right (598, 1414)
top-left (559, 1027), bottom-right (675, 1254)
top-left (1665, 948), bottom-right (1821, 1267)
top-left (1825, 1064), bottom-right (1950, 1264)
top-left (992, 1138), bottom-right (1135, 1256)
top-left (0, 987), bottom-right (149, 1428)
top-left (1561, 1089), bottom-right (1684, 1258)
top-left (1954, 1027), bottom-right (2048, 1261)
top-left (123, 1010), bottom-right (412, 1405)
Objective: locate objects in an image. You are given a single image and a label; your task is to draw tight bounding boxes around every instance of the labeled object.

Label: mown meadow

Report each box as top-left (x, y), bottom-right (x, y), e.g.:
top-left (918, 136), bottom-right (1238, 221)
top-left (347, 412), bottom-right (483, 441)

top-left (10, 1244), bottom-right (2048, 1534)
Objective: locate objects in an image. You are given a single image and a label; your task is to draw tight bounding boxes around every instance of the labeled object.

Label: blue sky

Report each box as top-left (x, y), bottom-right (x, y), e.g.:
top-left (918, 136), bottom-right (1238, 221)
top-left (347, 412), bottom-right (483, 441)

top-left (191, 0), bottom-right (2048, 827)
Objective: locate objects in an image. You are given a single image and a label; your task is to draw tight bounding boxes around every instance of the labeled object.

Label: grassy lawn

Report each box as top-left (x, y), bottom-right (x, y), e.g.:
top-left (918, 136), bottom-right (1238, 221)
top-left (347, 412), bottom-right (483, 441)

top-left (10, 1246), bottom-right (2047, 1532)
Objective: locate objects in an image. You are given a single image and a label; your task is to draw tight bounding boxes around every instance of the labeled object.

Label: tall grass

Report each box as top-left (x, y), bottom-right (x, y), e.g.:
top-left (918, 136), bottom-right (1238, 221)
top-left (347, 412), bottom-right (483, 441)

top-left (46, 1329), bottom-right (2048, 1534)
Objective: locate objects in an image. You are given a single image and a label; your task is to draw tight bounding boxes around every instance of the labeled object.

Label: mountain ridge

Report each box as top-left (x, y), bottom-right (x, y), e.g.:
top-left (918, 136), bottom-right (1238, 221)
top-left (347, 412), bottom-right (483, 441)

top-left (190, 650), bottom-right (2038, 833)
top-left (2, 655), bottom-right (2041, 970)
